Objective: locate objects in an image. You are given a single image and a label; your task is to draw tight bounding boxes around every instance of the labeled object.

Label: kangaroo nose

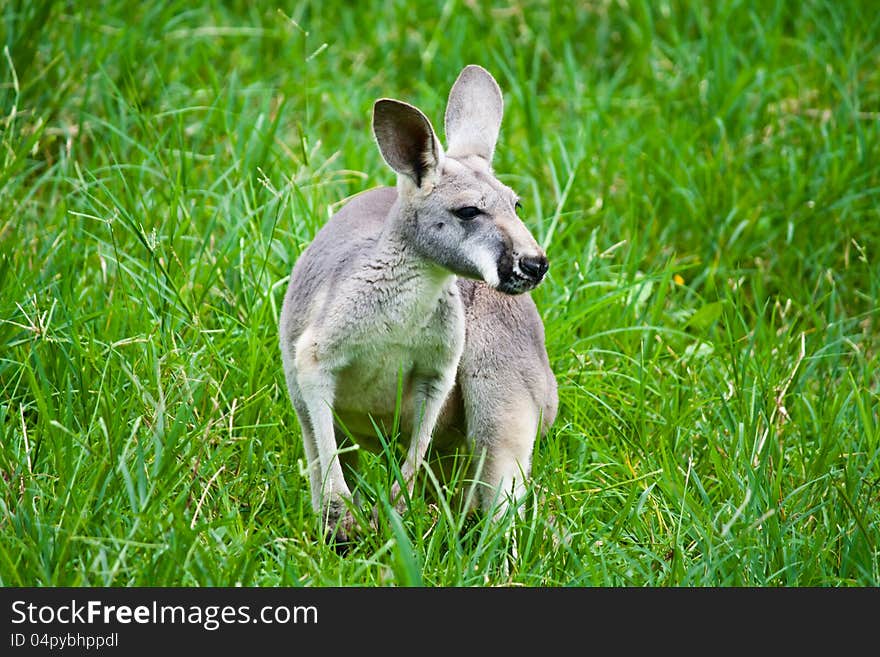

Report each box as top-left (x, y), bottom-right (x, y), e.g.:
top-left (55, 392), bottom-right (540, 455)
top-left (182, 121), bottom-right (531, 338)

top-left (519, 255), bottom-right (549, 281)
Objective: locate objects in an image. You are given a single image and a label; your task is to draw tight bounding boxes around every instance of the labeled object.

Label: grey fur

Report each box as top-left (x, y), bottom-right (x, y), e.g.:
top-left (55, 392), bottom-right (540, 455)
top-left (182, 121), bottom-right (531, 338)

top-left (279, 65), bottom-right (557, 540)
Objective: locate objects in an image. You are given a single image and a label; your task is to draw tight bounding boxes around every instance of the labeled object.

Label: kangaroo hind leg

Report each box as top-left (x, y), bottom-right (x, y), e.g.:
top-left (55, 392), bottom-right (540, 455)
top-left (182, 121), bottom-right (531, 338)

top-left (466, 392), bottom-right (540, 520)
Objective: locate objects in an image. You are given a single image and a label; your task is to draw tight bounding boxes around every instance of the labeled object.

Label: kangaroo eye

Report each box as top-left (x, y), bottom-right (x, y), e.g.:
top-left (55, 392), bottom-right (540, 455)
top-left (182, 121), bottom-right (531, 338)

top-left (453, 206), bottom-right (482, 220)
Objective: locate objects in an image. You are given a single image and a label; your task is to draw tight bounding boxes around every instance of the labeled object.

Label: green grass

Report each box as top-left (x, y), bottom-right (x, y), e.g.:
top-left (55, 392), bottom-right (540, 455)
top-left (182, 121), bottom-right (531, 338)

top-left (1, 0), bottom-right (878, 586)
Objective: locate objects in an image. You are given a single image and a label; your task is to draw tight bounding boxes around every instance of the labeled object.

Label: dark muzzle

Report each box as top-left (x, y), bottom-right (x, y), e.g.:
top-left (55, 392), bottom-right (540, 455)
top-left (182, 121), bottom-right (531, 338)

top-left (519, 254), bottom-right (549, 282)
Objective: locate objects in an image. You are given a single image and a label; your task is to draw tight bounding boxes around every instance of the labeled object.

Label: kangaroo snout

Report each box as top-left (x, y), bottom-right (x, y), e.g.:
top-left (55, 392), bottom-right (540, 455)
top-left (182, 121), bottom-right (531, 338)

top-left (496, 248), bottom-right (549, 295)
top-left (519, 254), bottom-right (549, 281)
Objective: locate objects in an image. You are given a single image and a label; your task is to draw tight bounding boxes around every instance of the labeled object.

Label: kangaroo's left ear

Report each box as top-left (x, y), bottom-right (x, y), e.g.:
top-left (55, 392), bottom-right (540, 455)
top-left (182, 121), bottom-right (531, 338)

top-left (444, 65), bottom-right (504, 162)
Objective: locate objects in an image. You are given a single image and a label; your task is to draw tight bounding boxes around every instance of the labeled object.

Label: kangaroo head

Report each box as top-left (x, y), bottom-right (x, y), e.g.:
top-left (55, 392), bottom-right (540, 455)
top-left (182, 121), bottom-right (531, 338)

top-left (372, 65), bottom-right (548, 295)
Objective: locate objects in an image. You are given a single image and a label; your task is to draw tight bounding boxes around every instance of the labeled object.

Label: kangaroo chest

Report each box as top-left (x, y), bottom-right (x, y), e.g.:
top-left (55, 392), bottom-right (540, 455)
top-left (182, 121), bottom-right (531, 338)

top-left (331, 279), bottom-right (463, 435)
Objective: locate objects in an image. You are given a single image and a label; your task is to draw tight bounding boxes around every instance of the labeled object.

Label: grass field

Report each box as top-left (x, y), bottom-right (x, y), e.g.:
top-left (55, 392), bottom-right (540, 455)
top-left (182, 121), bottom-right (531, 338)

top-left (1, 0), bottom-right (878, 586)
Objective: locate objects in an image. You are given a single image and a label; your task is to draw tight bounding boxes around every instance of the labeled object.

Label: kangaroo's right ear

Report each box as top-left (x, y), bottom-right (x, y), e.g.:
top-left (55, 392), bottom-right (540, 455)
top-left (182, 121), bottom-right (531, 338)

top-left (444, 65), bottom-right (504, 162)
top-left (373, 99), bottom-right (443, 189)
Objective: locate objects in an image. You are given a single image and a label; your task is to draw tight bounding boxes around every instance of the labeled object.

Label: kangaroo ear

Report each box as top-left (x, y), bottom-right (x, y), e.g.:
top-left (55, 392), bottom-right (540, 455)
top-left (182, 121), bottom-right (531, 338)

top-left (444, 65), bottom-right (504, 162)
top-left (373, 99), bottom-right (443, 188)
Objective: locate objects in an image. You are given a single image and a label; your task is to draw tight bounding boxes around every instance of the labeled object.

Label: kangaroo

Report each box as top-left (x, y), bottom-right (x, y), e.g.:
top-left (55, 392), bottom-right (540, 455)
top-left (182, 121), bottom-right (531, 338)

top-left (279, 65), bottom-right (557, 541)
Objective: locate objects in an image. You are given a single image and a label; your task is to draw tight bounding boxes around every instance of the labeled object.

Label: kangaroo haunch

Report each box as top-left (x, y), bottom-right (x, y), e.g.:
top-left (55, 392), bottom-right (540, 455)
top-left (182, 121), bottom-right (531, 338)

top-left (279, 65), bottom-right (558, 542)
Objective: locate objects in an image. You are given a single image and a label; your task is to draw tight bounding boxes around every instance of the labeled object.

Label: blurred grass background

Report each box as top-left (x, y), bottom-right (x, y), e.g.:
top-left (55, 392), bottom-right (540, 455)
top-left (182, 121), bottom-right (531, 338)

top-left (1, 0), bottom-right (878, 585)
